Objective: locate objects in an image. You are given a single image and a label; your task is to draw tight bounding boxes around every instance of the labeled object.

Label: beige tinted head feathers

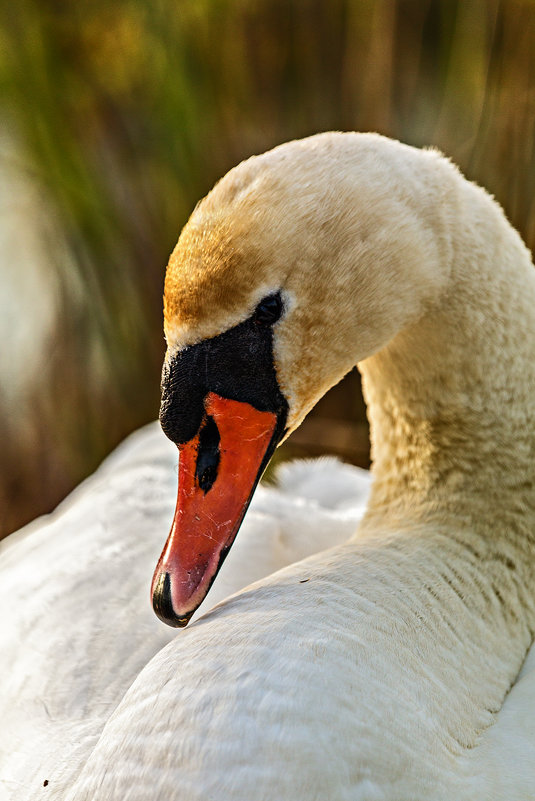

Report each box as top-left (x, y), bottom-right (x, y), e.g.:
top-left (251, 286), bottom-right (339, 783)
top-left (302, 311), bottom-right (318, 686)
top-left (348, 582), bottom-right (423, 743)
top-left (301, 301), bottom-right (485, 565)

top-left (164, 132), bottom-right (454, 433)
top-left (156, 132), bottom-right (459, 626)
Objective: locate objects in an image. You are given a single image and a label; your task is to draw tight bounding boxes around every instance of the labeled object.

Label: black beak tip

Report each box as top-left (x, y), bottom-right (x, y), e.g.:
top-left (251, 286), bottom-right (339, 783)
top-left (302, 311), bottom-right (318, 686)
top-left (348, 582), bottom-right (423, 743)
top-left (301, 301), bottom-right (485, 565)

top-left (152, 571), bottom-right (193, 628)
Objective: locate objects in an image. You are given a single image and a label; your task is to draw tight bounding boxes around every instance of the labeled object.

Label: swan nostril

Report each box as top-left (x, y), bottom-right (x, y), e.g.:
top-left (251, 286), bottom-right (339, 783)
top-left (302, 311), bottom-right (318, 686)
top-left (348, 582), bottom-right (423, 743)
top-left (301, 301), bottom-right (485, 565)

top-left (195, 415), bottom-right (221, 493)
top-left (198, 464), bottom-right (218, 491)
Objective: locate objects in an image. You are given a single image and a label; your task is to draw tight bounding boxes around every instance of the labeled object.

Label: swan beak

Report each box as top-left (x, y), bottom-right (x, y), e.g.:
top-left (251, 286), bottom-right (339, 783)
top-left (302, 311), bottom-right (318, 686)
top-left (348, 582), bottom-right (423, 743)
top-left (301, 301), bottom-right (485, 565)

top-left (151, 391), bottom-right (279, 627)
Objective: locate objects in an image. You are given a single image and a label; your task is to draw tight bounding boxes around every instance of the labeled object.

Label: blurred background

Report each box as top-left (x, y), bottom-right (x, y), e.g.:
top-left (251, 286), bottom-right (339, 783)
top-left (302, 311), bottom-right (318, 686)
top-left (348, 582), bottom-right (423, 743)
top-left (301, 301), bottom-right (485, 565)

top-left (1, 0), bottom-right (535, 538)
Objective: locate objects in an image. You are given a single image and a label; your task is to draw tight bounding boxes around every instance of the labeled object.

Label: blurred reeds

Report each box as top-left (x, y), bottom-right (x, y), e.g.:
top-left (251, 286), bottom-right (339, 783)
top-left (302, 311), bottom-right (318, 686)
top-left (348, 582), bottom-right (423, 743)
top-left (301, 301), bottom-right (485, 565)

top-left (1, 0), bottom-right (535, 536)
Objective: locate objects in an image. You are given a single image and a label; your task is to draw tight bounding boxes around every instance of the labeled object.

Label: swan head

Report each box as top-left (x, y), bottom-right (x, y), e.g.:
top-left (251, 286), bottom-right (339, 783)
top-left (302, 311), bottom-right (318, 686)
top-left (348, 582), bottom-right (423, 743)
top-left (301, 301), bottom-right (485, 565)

top-left (152, 132), bottom-right (453, 627)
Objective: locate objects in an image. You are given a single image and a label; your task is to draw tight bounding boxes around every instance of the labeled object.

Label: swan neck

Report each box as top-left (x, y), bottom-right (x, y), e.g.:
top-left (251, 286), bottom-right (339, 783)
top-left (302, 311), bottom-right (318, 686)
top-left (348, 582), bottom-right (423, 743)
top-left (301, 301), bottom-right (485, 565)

top-left (359, 177), bottom-right (535, 534)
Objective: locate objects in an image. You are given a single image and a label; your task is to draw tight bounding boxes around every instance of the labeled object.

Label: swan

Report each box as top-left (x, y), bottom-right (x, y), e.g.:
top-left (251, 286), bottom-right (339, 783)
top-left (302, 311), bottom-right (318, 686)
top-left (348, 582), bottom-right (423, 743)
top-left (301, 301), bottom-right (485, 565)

top-left (3, 130), bottom-right (535, 799)
top-left (0, 423), bottom-right (368, 799)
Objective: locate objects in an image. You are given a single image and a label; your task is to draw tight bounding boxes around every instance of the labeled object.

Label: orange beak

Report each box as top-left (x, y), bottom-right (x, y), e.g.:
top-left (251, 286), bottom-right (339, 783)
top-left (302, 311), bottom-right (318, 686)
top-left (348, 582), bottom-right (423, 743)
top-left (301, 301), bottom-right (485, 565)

top-left (151, 391), bottom-right (279, 627)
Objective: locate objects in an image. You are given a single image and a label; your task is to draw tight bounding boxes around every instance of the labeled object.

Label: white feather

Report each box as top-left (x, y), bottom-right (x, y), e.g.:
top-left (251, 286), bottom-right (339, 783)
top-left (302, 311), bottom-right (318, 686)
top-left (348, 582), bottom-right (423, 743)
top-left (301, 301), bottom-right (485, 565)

top-left (2, 132), bottom-right (535, 800)
top-left (0, 424), bottom-right (368, 799)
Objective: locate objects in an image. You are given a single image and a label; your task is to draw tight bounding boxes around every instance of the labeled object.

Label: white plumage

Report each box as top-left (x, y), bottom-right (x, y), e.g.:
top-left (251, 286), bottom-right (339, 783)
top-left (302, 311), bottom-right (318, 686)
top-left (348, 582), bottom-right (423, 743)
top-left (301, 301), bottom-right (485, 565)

top-left (2, 131), bottom-right (535, 800)
top-left (0, 424), bottom-right (368, 799)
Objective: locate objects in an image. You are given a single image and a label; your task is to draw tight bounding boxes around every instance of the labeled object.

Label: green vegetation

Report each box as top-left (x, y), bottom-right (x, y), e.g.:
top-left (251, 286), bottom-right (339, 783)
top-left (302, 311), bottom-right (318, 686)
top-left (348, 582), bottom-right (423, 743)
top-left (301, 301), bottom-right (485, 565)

top-left (1, 0), bottom-right (535, 534)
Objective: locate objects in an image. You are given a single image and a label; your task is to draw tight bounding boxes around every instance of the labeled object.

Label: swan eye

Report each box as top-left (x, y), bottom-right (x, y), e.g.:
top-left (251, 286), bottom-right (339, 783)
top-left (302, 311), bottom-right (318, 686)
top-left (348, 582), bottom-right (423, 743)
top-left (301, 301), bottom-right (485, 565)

top-left (253, 293), bottom-right (283, 325)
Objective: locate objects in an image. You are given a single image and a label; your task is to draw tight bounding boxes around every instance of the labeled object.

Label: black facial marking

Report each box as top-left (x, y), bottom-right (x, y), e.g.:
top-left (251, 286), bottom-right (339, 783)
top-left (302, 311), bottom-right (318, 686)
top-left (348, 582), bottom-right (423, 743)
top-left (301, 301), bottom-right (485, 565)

top-left (160, 291), bottom-right (288, 444)
top-left (195, 415), bottom-right (220, 493)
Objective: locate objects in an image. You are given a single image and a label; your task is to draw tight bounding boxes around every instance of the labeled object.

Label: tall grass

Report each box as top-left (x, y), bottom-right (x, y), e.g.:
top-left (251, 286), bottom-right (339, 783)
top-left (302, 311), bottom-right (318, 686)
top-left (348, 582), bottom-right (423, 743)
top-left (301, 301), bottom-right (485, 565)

top-left (1, 0), bottom-right (535, 535)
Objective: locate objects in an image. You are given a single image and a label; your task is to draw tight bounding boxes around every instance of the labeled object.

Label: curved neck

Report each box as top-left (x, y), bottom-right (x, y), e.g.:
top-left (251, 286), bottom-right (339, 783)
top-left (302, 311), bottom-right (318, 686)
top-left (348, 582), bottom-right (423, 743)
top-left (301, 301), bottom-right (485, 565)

top-left (359, 178), bottom-right (535, 536)
top-left (353, 179), bottom-right (535, 722)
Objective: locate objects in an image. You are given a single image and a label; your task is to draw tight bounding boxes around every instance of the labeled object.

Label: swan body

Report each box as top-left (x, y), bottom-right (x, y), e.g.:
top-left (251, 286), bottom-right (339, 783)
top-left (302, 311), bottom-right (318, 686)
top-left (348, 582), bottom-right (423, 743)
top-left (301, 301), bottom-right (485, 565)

top-left (3, 131), bottom-right (535, 799)
top-left (0, 424), bottom-right (368, 799)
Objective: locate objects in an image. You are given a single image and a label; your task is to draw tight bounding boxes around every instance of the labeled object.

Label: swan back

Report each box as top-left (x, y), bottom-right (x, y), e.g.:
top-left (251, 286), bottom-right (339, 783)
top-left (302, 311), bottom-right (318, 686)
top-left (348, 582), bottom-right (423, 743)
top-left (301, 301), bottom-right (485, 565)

top-left (0, 426), bottom-right (368, 800)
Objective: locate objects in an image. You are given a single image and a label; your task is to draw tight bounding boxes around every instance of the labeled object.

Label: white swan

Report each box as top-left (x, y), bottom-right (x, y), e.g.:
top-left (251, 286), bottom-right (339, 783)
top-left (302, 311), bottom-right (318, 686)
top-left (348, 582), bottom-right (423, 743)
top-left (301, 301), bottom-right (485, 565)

top-left (0, 424), bottom-right (368, 799)
top-left (3, 131), bottom-right (535, 799)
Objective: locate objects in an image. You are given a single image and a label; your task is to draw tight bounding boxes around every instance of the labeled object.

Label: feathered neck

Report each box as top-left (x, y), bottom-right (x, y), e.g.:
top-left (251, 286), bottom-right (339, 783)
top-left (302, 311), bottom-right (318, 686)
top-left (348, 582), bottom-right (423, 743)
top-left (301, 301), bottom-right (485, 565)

top-left (360, 171), bottom-right (535, 531)
top-left (354, 163), bottom-right (535, 687)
